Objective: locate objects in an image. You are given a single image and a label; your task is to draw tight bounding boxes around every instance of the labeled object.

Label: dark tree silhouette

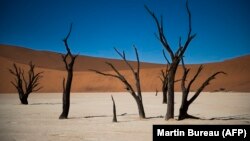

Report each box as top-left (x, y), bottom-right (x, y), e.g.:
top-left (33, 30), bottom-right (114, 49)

top-left (9, 62), bottom-right (43, 104)
top-left (145, 0), bottom-right (196, 120)
top-left (159, 50), bottom-right (170, 104)
top-left (160, 66), bottom-right (168, 104)
top-left (178, 58), bottom-right (226, 120)
top-left (90, 47), bottom-right (146, 119)
top-left (160, 63), bottom-right (181, 104)
top-left (59, 24), bottom-right (78, 119)
top-left (111, 95), bottom-right (117, 122)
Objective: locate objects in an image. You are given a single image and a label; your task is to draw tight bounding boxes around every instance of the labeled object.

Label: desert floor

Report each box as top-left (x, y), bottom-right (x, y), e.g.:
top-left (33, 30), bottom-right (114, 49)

top-left (0, 92), bottom-right (249, 141)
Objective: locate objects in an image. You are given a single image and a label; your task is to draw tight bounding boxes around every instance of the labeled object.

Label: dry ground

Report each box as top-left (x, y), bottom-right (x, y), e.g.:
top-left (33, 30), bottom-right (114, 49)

top-left (0, 92), bottom-right (250, 141)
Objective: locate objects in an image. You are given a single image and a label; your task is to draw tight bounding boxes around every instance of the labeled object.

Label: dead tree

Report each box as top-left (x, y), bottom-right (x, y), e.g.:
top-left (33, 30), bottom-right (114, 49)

top-left (90, 47), bottom-right (146, 119)
top-left (59, 24), bottom-right (78, 119)
top-left (178, 58), bottom-right (226, 120)
top-left (160, 67), bottom-right (168, 104)
top-left (9, 62), bottom-right (43, 104)
top-left (160, 63), bottom-right (181, 104)
top-left (159, 50), bottom-right (170, 104)
top-left (145, 0), bottom-right (196, 120)
top-left (111, 95), bottom-right (117, 122)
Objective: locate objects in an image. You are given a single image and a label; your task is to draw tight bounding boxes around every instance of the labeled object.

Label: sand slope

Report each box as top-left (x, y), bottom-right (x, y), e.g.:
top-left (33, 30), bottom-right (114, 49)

top-left (0, 44), bottom-right (250, 93)
top-left (0, 44), bottom-right (163, 71)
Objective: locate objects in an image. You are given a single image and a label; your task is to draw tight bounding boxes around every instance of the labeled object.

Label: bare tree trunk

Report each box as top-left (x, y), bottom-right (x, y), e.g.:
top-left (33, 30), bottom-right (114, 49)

top-left (162, 89), bottom-right (167, 104)
top-left (135, 97), bottom-right (146, 119)
top-left (179, 107), bottom-right (189, 120)
top-left (179, 91), bottom-right (189, 120)
top-left (20, 95), bottom-right (28, 105)
top-left (59, 24), bottom-right (77, 119)
top-left (160, 60), bottom-right (169, 104)
top-left (111, 95), bottom-right (117, 122)
top-left (165, 62), bottom-right (178, 120)
top-left (59, 71), bottom-right (73, 119)
top-left (166, 70), bottom-right (175, 120)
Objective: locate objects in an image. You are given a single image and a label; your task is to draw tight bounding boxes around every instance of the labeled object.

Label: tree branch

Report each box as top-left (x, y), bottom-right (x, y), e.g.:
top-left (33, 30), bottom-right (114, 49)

top-left (188, 71), bottom-right (226, 105)
top-left (145, 5), bottom-right (174, 60)
top-left (21, 70), bottom-right (28, 91)
top-left (179, 0), bottom-right (196, 57)
top-left (162, 50), bottom-right (170, 64)
top-left (62, 54), bottom-right (69, 70)
top-left (63, 23), bottom-right (73, 57)
top-left (134, 46), bottom-right (140, 75)
top-left (114, 47), bottom-right (136, 75)
top-left (89, 69), bottom-right (120, 79)
top-left (187, 65), bottom-right (203, 93)
top-left (181, 57), bottom-right (190, 92)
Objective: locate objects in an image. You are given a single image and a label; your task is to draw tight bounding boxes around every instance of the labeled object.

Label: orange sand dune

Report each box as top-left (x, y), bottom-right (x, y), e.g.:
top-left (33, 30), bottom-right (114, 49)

top-left (0, 44), bottom-right (250, 93)
top-left (0, 44), bottom-right (164, 71)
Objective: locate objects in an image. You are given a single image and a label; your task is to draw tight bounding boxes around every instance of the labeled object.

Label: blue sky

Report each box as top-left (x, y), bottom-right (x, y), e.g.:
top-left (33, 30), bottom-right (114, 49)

top-left (0, 0), bottom-right (250, 64)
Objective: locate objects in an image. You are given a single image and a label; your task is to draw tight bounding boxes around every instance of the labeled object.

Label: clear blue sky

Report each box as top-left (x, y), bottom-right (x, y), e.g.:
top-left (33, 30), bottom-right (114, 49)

top-left (0, 0), bottom-right (250, 64)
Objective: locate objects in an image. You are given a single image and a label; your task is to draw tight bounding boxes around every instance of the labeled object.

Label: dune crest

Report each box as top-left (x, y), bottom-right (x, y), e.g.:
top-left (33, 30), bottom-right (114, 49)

top-left (0, 44), bottom-right (250, 93)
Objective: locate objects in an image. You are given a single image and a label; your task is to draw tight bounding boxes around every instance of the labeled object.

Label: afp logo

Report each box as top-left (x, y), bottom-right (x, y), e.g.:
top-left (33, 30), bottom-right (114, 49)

top-left (222, 129), bottom-right (247, 138)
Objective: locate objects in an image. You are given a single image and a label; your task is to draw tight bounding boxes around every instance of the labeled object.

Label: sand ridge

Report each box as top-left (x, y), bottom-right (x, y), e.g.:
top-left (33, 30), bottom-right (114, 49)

top-left (0, 44), bottom-right (250, 93)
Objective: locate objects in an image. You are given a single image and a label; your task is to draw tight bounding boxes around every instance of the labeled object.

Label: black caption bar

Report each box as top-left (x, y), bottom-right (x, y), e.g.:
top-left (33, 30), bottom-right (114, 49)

top-left (153, 125), bottom-right (250, 141)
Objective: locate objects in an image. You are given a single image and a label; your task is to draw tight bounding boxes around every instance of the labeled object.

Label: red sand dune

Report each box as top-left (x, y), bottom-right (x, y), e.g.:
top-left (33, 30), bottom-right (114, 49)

top-left (0, 44), bottom-right (250, 93)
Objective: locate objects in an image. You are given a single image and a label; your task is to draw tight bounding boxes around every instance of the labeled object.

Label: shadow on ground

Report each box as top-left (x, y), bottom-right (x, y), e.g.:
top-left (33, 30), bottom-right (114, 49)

top-left (30, 102), bottom-right (62, 105)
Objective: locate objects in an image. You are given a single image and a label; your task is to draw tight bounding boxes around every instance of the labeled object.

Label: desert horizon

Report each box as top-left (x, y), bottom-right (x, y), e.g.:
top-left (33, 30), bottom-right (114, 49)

top-left (1, 44), bottom-right (250, 93)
